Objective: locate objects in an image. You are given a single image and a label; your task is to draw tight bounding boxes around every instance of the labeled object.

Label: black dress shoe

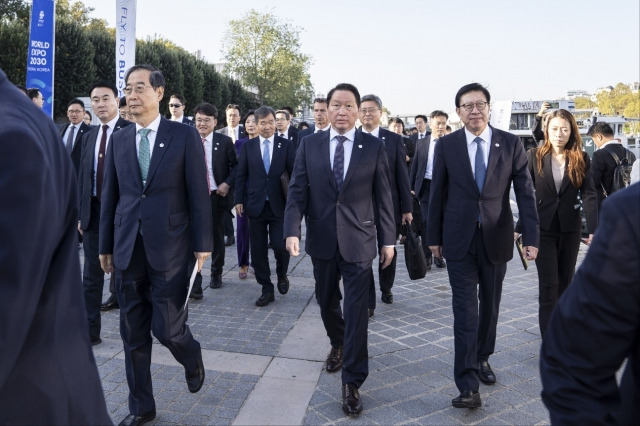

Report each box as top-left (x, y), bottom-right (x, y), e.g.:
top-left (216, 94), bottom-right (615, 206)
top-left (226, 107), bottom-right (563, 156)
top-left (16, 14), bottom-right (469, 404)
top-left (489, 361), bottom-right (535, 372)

top-left (224, 235), bottom-right (235, 246)
top-left (189, 272), bottom-right (203, 299)
top-left (277, 275), bottom-right (289, 295)
top-left (381, 292), bottom-right (393, 304)
top-left (186, 351), bottom-right (205, 393)
top-left (326, 346), bottom-right (343, 372)
top-left (118, 412), bottom-right (156, 426)
top-left (90, 335), bottom-right (102, 346)
top-left (210, 274), bottom-right (222, 289)
top-left (434, 256), bottom-right (447, 268)
top-left (101, 294), bottom-right (119, 311)
top-left (255, 292), bottom-right (275, 307)
top-left (452, 390), bottom-right (481, 408)
top-left (478, 360), bottom-right (496, 384)
top-left (425, 255), bottom-right (433, 271)
top-left (368, 308), bottom-right (374, 318)
top-left (342, 383), bottom-right (363, 416)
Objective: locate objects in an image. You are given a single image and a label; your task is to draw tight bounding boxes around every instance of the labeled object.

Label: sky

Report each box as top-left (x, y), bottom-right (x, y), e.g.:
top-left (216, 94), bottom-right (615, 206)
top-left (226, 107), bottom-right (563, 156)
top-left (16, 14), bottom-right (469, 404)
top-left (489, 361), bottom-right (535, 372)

top-left (80, 0), bottom-right (639, 117)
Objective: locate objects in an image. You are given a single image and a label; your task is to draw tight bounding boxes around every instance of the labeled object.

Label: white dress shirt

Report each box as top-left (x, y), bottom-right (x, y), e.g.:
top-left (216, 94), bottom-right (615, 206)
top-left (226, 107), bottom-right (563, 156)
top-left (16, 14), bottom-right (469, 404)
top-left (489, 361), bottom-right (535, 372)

top-left (202, 133), bottom-right (218, 191)
top-left (258, 134), bottom-right (275, 166)
top-left (135, 114), bottom-right (162, 159)
top-left (92, 115), bottom-right (120, 195)
top-left (424, 137), bottom-right (438, 180)
top-left (317, 124), bottom-right (331, 133)
top-left (465, 126), bottom-right (492, 178)
top-left (63, 123), bottom-right (78, 148)
top-left (329, 127), bottom-right (356, 180)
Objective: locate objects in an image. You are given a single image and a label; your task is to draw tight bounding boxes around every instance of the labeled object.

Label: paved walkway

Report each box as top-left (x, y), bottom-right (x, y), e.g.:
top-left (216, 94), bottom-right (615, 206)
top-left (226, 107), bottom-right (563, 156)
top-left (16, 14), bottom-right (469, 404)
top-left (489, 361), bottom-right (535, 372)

top-left (90, 229), bottom-right (587, 425)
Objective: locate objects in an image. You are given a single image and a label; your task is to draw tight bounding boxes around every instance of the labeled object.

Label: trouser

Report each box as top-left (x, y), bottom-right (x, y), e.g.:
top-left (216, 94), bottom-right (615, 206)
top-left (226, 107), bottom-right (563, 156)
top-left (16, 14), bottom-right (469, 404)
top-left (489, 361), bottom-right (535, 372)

top-left (82, 197), bottom-right (105, 337)
top-left (249, 202), bottom-right (289, 295)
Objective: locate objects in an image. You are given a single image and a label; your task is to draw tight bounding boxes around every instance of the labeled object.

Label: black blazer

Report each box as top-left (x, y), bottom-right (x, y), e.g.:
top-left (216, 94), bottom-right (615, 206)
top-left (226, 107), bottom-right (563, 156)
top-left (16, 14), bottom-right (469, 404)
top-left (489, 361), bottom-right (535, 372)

top-left (375, 128), bottom-right (412, 223)
top-left (78, 117), bottom-right (133, 230)
top-left (209, 132), bottom-right (238, 207)
top-left (592, 143), bottom-right (637, 206)
top-left (409, 135), bottom-right (434, 195)
top-left (278, 126), bottom-right (299, 147)
top-left (60, 122), bottom-right (93, 174)
top-left (520, 148), bottom-right (597, 234)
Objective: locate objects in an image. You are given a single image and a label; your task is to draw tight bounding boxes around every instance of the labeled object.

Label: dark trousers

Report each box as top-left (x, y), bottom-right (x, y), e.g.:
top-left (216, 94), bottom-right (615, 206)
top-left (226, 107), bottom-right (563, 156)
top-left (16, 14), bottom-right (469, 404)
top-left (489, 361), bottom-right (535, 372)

top-left (535, 215), bottom-right (581, 337)
top-left (446, 228), bottom-right (506, 393)
top-left (368, 239), bottom-right (398, 309)
top-left (315, 249), bottom-right (372, 388)
top-left (249, 202), bottom-right (289, 295)
top-left (418, 179), bottom-right (433, 260)
top-left (82, 197), bottom-right (105, 337)
top-left (210, 193), bottom-right (230, 275)
top-left (224, 209), bottom-right (234, 238)
top-left (236, 213), bottom-right (250, 267)
top-left (115, 233), bottom-right (200, 416)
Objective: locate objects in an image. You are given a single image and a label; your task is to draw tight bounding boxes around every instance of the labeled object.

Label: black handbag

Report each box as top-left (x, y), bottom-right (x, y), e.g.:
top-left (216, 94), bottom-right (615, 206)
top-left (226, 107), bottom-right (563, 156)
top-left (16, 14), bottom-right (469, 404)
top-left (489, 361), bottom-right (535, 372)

top-left (403, 223), bottom-right (427, 280)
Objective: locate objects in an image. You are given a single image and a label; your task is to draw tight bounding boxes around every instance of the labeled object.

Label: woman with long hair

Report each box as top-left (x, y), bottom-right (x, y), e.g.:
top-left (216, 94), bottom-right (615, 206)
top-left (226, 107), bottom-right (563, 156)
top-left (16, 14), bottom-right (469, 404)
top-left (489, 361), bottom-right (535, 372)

top-left (235, 110), bottom-right (257, 278)
top-left (517, 109), bottom-right (598, 336)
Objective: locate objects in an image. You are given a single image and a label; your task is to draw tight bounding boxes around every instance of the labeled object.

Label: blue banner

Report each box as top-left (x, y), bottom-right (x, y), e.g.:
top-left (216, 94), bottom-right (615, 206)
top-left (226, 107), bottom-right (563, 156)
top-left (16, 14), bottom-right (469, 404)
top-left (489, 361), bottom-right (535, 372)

top-left (26, 0), bottom-right (55, 117)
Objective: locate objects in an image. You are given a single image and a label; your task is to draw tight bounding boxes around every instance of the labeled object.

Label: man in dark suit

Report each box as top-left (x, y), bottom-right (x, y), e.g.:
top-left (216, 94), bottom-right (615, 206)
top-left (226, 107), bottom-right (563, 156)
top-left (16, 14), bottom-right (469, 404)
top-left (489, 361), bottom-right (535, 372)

top-left (275, 109), bottom-right (299, 147)
top-left (427, 83), bottom-right (539, 409)
top-left (297, 97), bottom-right (331, 147)
top-left (235, 106), bottom-right (295, 307)
top-left (60, 98), bottom-right (93, 175)
top-left (540, 183), bottom-right (639, 425)
top-left (358, 94), bottom-right (412, 314)
top-left (99, 64), bottom-right (212, 426)
top-left (410, 110), bottom-right (450, 270)
top-left (78, 80), bottom-right (133, 344)
top-left (190, 102), bottom-right (237, 296)
top-left (284, 83), bottom-right (396, 417)
top-left (169, 94), bottom-right (194, 125)
top-left (409, 114), bottom-right (429, 143)
top-left (588, 121), bottom-right (636, 208)
top-left (0, 68), bottom-right (111, 425)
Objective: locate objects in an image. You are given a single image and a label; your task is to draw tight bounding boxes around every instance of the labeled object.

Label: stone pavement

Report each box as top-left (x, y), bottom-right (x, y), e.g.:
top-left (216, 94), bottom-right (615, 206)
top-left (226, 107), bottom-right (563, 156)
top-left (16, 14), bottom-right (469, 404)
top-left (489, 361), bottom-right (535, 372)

top-left (89, 230), bottom-right (588, 425)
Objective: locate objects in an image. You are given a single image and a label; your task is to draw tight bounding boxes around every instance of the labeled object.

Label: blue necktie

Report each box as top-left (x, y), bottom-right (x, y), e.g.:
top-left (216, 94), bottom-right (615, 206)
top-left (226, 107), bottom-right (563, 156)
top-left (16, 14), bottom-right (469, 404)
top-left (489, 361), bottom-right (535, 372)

top-left (262, 139), bottom-right (270, 173)
top-left (138, 129), bottom-right (151, 184)
top-left (474, 137), bottom-right (486, 193)
top-left (334, 135), bottom-right (347, 192)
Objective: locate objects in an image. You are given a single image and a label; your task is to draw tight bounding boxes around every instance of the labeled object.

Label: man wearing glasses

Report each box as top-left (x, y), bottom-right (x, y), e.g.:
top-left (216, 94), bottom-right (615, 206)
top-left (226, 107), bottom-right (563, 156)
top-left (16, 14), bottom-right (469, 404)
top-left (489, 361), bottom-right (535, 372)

top-left (168, 94), bottom-right (194, 126)
top-left (60, 98), bottom-right (92, 175)
top-left (275, 109), bottom-right (299, 146)
top-left (427, 83), bottom-right (539, 409)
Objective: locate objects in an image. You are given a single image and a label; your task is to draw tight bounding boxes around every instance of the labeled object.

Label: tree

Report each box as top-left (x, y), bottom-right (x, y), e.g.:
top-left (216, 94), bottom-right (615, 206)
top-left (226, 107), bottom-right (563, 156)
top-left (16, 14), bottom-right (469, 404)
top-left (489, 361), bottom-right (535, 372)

top-left (222, 9), bottom-right (313, 110)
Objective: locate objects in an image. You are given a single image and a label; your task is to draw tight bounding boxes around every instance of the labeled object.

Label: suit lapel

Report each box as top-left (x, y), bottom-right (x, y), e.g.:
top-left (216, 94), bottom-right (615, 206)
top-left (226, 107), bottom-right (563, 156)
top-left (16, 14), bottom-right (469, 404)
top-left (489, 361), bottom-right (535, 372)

top-left (542, 154), bottom-right (557, 195)
top-left (270, 136), bottom-right (285, 177)
top-left (486, 130), bottom-right (504, 193)
top-left (144, 118), bottom-right (171, 189)
top-left (454, 131), bottom-right (477, 193)
top-left (558, 157), bottom-right (571, 195)
top-left (341, 130), bottom-right (365, 192)
top-left (320, 132), bottom-right (336, 191)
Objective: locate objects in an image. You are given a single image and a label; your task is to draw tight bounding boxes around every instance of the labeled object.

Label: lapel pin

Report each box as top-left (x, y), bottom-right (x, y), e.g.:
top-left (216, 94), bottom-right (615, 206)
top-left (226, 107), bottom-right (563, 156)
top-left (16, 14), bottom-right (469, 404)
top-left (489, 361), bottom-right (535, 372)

top-left (495, 143), bottom-right (500, 147)
top-left (358, 145), bottom-right (363, 148)
top-left (278, 144), bottom-right (281, 148)
top-left (159, 143), bottom-right (165, 148)
top-left (214, 147), bottom-right (218, 150)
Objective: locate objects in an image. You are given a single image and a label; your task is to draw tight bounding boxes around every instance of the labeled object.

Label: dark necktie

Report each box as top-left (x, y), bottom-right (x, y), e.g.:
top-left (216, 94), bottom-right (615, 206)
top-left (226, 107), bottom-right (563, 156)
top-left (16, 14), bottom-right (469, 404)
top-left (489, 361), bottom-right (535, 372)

top-left (201, 138), bottom-right (211, 195)
top-left (419, 133), bottom-right (424, 139)
top-left (96, 124), bottom-right (109, 200)
top-left (138, 128), bottom-right (151, 185)
top-left (334, 135), bottom-right (347, 192)
top-left (474, 137), bottom-right (487, 193)
top-left (66, 125), bottom-right (75, 153)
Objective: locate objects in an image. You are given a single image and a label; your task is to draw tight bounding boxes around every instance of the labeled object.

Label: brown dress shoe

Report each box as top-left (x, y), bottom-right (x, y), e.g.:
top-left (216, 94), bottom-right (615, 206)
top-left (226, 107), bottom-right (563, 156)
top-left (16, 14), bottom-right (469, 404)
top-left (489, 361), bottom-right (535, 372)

top-left (326, 345), bottom-right (343, 372)
top-left (342, 383), bottom-right (363, 416)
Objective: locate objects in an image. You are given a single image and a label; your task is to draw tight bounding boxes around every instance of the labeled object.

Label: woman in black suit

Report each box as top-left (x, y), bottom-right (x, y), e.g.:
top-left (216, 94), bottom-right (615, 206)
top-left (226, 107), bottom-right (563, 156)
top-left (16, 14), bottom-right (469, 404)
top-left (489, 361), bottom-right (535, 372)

top-left (517, 109), bottom-right (598, 336)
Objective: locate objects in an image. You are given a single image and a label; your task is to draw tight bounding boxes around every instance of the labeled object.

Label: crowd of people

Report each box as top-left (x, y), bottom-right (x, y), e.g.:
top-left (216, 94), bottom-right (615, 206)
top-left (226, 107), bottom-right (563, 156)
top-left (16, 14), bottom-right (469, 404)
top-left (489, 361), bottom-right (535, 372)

top-left (2, 64), bottom-right (638, 425)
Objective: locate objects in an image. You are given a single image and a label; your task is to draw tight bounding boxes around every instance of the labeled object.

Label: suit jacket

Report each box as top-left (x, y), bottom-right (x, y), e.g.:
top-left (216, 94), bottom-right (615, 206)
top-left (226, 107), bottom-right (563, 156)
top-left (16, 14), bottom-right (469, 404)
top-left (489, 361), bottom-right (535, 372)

top-left (278, 126), bottom-right (299, 147)
top-left (373, 128), bottom-right (412, 223)
top-left (592, 143), bottom-right (636, 206)
top-left (0, 69), bottom-right (110, 424)
top-left (427, 126), bottom-right (539, 264)
top-left (99, 117), bottom-right (213, 272)
top-left (410, 131), bottom-right (430, 143)
top-left (409, 134), bottom-right (434, 196)
top-left (181, 116), bottom-right (194, 126)
top-left (540, 183), bottom-right (640, 425)
top-left (216, 124), bottom-right (246, 141)
top-left (209, 132), bottom-right (238, 207)
top-left (78, 117), bottom-right (133, 229)
top-left (521, 149), bottom-right (598, 234)
top-left (59, 121), bottom-right (93, 174)
top-left (283, 129), bottom-right (396, 262)
top-left (234, 135), bottom-right (295, 218)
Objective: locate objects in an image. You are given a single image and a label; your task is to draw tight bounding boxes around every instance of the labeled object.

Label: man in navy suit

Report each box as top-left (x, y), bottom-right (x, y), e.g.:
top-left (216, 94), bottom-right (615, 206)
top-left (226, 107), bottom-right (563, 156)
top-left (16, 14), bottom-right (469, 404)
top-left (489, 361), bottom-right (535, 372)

top-left (78, 80), bottom-right (133, 344)
top-left (358, 94), bottom-right (412, 313)
top-left (169, 94), bottom-right (194, 126)
top-left (60, 98), bottom-right (93, 175)
top-left (410, 110), bottom-right (450, 270)
top-left (427, 83), bottom-right (539, 408)
top-left (284, 83), bottom-right (396, 416)
top-left (410, 114), bottom-right (430, 143)
top-left (235, 106), bottom-right (295, 307)
top-left (275, 109), bottom-right (299, 147)
top-left (190, 102), bottom-right (237, 296)
top-left (0, 68), bottom-right (111, 425)
top-left (297, 97), bottom-right (331, 148)
top-left (540, 183), bottom-right (639, 425)
top-left (99, 64), bottom-right (212, 426)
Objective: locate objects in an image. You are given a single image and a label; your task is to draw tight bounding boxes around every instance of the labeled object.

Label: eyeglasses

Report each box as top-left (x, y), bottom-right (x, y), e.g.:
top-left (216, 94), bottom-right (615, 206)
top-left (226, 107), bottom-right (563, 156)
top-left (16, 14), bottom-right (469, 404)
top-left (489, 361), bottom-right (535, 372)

top-left (460, 101), bottom-right (488, 112)
top-left (123, 85), bottom-right (152, 95)
top-left (169, 103), bottom-right (183, 108)
top-left (360, 108), bottom-right (380, 115)
top-left (195, 118), bottom-right (214, 124)
top-left (67, 110), bottom-right (83, 114)
top-left (275, 117), bottom-right (287, 122)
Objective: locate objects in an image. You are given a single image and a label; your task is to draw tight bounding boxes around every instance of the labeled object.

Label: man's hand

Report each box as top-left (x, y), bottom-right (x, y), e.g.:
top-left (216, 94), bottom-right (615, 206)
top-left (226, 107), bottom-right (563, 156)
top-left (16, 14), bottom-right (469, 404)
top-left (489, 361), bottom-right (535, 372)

top-left (537, 101), bottom-right (550, 117)
top-left (429, 245), bottom-right (442, 259)
top-left (514, 232), bottom-right (520, 241)
top-left (194, 252), bottom-right (211, 271)
top-left (401, 212), bottom-right (413, 225)
top-left (216, 182), bottom-right (230, 197)
top-left (235, 203), bottom-right (244, 217)
top-left (99, 254), bottom-right (114, 274)
top-left (523, 246), bottom-right (538, 260)
top-left (286, 236), bottom-right (300, 256)
top-left (380, 246), bottom-right (395, 269)
top-left (78, 221), bottom-right (83, 236)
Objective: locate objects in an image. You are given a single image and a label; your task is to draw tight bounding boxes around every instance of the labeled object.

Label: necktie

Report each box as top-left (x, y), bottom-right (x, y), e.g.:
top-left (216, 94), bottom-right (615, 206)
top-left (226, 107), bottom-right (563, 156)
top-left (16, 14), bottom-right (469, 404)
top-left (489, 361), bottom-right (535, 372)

top-left (280, 133), bottom-right (285, 138)
top-left (138, 128), bottom-right (151, 185)
top-left (262, 139), bottom-right (270, 173)
top-left (230, 128), bottom-right (236, 143)
top-left (419, 133), bottom-right (423, 139)
top-left (66, 125), bottom-right (75, 153)
top-left (334, 135), bottom-right (347, 192)
top-left (474, 137), bottom-right (486, 193)
top-left (96, 124), bottom-right (109, 200)
top-left (201, 138), bottom-right (211, 195)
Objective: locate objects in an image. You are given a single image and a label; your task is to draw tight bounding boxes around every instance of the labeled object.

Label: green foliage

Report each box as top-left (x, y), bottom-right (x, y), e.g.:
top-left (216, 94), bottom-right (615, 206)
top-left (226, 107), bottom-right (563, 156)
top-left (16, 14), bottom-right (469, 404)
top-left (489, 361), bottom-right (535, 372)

top-left (0, 19), bottom-right (29, 86)
top-left (222, 9), bottom-right (314, 110)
